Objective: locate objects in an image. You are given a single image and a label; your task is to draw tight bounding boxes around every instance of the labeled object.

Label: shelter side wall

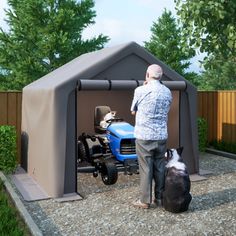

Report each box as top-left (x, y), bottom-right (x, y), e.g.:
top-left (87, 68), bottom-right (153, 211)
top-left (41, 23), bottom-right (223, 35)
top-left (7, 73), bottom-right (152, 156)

top-left (21, 88), bottom-right (67, 198)
top-left (168, 91), bottom-right (179, 148)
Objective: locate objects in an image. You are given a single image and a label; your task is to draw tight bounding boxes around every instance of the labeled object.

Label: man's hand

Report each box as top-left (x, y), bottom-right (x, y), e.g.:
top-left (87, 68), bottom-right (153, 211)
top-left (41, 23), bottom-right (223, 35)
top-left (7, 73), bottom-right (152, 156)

top-left (131, 111), bottom-right (136, 115)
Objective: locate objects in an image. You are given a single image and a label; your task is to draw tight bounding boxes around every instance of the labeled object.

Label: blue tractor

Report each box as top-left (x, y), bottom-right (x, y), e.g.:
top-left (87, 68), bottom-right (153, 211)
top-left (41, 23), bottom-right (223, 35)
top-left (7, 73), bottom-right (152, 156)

top-left (77, 106), bottom-right (139, 185)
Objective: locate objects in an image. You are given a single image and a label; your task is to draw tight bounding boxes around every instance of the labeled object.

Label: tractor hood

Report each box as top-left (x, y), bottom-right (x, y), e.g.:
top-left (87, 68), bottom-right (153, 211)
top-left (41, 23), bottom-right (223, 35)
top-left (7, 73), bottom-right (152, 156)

top-left (107, 122), bottom-right (135, 139)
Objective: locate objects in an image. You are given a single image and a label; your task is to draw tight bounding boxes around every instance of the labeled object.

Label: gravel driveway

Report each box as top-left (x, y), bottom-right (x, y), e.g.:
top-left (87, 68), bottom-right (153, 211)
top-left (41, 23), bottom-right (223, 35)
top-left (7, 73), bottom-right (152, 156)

top-left (18, 153), bottom-right (236, 235)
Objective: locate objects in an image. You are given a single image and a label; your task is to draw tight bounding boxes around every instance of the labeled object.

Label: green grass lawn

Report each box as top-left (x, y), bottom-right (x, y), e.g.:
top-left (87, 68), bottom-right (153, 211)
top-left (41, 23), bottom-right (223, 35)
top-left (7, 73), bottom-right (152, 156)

top-left (0, 180), bottom-right (31, 236)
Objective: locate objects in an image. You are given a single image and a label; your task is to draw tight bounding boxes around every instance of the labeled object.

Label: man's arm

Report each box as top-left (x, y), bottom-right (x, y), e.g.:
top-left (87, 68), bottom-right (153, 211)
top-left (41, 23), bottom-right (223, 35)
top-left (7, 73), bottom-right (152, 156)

top-left (130, 89), bottom-right (138, 115)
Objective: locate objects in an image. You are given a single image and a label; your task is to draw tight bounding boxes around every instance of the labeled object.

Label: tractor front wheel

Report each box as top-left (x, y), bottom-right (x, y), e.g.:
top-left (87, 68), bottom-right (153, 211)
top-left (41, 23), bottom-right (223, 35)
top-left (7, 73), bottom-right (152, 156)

top-left (101, 163), bottom-right (118, 185)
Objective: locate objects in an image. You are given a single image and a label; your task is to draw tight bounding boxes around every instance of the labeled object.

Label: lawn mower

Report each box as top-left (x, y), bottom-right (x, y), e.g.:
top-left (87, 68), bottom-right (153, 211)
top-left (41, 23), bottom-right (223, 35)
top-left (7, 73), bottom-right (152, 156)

top-left (77, 106), bottom-right (139, 185)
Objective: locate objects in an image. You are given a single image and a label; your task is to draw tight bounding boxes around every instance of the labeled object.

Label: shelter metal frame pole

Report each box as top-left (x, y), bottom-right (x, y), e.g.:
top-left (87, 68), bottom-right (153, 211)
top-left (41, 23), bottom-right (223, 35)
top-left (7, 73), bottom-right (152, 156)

top-left (75, 84), bottom-right (78, 193)
top-left (179, 90), bottom-right (182, 149)
top-left (77, 79), bottom-right (187, 91)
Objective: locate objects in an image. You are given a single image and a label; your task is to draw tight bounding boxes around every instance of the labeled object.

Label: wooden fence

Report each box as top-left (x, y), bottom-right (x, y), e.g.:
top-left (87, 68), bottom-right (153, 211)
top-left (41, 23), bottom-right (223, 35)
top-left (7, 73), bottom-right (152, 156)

top-left (0, 91), bottom-right (235, 163)
top-left (0, 92), bottom-right (22, 162)
top-left (198, 91), bottom-right (236, 143)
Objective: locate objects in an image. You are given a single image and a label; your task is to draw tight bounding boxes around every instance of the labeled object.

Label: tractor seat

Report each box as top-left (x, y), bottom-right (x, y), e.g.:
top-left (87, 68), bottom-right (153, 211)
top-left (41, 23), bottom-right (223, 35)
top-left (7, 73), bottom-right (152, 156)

top-left (94, 106), bottom-right (111, 134)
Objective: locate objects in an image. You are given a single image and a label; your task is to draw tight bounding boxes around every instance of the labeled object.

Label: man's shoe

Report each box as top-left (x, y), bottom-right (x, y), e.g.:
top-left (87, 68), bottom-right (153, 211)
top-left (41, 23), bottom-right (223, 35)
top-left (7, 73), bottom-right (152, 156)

top-left (132, 200), bottom-right (149, 209)
top-left (152, 199), bottom-right (163, 208)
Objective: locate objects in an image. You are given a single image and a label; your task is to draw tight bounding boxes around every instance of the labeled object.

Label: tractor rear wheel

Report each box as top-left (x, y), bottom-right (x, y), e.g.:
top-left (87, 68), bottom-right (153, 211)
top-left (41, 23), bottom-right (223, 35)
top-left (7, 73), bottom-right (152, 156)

top-left (101, 163), bottom-right (118, 185)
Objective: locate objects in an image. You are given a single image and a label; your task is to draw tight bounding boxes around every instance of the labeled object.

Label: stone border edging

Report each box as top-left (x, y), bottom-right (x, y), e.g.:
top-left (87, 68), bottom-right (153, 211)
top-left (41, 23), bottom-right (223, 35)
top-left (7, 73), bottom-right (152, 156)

top-left (206, 148), bottom-right (236, 160)
top-left (0, 171), bottom-right (43, 236)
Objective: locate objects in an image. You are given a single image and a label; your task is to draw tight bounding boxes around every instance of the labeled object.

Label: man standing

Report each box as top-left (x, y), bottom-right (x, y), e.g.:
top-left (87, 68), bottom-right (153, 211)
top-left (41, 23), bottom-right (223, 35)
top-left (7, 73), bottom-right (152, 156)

top-left (131, 64), bottom-right (172, 209)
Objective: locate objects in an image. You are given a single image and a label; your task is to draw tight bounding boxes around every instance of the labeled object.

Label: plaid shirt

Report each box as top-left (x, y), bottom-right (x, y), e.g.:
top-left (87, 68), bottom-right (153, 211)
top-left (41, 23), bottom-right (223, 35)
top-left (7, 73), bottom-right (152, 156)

top-left (131, 80), bottom-right (172, 140)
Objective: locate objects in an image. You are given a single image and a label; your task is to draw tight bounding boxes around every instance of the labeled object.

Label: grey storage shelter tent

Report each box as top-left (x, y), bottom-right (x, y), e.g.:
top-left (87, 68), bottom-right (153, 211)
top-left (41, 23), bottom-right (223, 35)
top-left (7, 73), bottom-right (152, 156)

top-left (21, 41), bottom-right (199, 198)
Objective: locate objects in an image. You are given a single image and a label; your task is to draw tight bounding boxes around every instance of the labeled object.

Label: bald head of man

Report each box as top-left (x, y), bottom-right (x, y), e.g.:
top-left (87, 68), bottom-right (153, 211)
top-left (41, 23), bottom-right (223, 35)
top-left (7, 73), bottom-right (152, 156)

top-left (146, 64), bottom-right (163, 82)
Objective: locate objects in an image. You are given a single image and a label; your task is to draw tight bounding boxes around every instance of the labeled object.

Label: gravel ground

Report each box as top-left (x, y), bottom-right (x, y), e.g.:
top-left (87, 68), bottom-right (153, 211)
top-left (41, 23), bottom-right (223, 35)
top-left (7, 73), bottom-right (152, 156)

top-left (13, 153), bottom-right (236, 235)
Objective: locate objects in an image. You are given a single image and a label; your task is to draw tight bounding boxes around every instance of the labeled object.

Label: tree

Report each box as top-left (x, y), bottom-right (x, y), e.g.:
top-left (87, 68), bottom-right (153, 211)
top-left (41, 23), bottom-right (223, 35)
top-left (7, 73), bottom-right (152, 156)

top-left (144, 9), bottom-right (197, 83)
top-left (0, 0), bottom-right (109, 90)
top-left (175, 0), bottom-right (236, 89)
top-left (198, 59), bottom-right (236, 90)
top-left (175, 0), bottom-right (236, 60)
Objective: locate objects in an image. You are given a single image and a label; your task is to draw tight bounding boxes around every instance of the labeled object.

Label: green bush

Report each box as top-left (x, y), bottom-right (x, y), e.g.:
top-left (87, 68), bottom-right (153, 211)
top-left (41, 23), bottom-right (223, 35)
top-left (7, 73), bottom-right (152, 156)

top-left (0, 126), bottom-right (17, 173)
top-left (210, 140), bottom-right (236, 154)
top-left (198, 118), bottom-right (208, 152)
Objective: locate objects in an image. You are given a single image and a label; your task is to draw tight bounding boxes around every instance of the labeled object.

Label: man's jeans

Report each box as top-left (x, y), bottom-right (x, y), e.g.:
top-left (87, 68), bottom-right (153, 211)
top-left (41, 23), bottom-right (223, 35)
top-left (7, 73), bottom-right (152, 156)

top-left (135, 139), bottom-right (167, 204)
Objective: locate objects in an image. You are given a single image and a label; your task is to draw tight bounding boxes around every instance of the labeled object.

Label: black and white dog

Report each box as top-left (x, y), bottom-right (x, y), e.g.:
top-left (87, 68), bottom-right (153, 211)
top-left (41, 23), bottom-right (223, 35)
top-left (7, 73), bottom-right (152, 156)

top-left (162, 147), bottom-right (192, 213)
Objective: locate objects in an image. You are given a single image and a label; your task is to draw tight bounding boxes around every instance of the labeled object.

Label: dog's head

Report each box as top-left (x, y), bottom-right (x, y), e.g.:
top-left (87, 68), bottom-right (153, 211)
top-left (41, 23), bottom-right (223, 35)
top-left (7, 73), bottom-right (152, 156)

top-left (165, 147), bottom-right (184, 162)
top-left (165, 147), bottom-right (187, 172)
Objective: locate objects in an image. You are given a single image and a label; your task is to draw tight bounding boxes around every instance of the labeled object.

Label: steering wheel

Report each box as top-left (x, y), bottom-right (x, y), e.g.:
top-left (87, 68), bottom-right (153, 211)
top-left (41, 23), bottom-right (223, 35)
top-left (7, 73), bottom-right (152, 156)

top-left (106, 118), bottom-right (124, 123)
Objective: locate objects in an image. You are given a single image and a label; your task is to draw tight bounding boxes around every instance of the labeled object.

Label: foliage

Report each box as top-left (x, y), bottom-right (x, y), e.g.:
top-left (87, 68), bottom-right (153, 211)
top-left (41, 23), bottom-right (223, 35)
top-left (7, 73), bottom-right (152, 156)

top-left (144, 9), bottom-right (198, 84)
top-left (175, 0), bottom-right (236, 90)
top-left (210, 140), bottom-right (236, 154)
top-left (184, 71), bottom-right (203, 88)
top-left (0, 180), bottom-right (27, 235)
top-left (198, 118), bottom-right (208, 152)
top-left (0, 0), bottom-right (109, 90)
top-left (175, 0), bottom-right (236, 60)
top-left (199, 59), bottom-right (236, 90)
top-left (0, 126), bottom-right (17, 173)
